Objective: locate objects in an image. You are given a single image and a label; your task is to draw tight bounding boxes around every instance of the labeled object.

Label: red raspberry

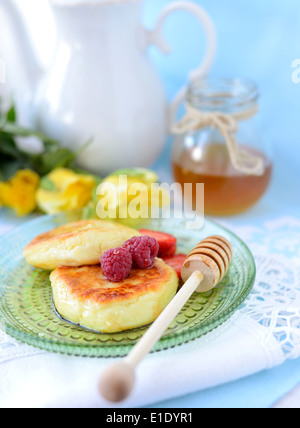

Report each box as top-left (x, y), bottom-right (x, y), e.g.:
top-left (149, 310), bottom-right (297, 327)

top-left (101, 247), bottom-right (132, 282)
top-left (123, 236), bottom-right (159, 269)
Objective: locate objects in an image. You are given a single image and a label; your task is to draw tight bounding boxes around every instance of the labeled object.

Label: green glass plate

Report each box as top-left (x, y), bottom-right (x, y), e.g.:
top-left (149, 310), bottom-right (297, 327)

top-left (0, 212), bottom-right (256, 358)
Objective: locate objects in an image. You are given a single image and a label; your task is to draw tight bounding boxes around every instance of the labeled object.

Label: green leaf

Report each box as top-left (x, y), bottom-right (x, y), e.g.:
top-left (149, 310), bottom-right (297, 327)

top-left (110, 168), bottom-right (159, 183)
top-left (42, 139), bottom-right (60, 152)
top-left (0, 100), bottom-right (91, 181)
top-left (39, 176), bottom-right (57, 191)
top-left (6, 105), bottom-right (17, 123)
top-left (81, 201), bottom-right (98, 220)
top-left (32, 148), bottom-right (78, 176)
top-left (0, 122), bottom-right (62, 150)
top-left (0, 134), bottom-right (24, 159)
top-left (0, 159), bottom-right (23, 181)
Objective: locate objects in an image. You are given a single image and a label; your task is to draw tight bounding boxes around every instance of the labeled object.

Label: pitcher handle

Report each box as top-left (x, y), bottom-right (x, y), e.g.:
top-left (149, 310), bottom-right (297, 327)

top-left (147, 1), bottom-right (217, 132)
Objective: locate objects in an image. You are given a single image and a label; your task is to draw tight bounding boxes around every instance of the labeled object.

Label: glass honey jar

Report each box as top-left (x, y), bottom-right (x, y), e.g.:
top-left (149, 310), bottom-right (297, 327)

top-left (171, 78), bottom-right (272, 216)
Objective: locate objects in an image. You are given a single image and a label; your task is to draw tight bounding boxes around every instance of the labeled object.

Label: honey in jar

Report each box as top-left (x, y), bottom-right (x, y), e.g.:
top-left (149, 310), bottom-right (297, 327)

top-left (173, 143), bottom-right (272, 216)
top-left (171, 78), bottom-right (272, 216)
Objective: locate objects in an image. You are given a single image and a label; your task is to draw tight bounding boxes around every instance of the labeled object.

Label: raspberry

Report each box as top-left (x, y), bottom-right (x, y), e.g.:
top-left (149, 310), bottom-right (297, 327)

top-left (123, 236), bottom-right (159, 269)
top-left (101, 247), bottom-right (132, 282)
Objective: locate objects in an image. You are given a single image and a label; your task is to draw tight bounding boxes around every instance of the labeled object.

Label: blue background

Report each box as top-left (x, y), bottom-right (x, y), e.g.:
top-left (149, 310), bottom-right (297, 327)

top-left (1, 0), bottom-right (300, 408)
top-left (144, 0), bottom-right (300, 221)
top-left (143, 0), bottom-right (300, 408)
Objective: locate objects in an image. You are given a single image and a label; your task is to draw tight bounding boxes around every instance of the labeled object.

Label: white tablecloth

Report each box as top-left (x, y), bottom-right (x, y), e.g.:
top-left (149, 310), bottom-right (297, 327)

top-left (0, 214), bottom-right (300, 408)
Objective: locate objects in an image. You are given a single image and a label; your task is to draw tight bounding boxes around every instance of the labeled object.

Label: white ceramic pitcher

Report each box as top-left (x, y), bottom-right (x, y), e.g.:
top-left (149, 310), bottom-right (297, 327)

top-left (1, 0), bottom-right (216, 175)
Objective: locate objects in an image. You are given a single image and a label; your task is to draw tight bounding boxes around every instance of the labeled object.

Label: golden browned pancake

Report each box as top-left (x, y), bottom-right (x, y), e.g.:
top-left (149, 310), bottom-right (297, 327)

top-left (50, 258), bottom-right (179, 333)
top-left (23, 219), bottom-right (139, 271)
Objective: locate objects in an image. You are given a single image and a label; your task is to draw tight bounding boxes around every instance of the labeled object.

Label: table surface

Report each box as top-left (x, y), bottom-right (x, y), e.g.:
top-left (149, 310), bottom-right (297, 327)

top-left (1, 0), bottom-right (300, 408)
top-left (0, 139), bottom-right (299, 408)
top-left (152, 136), bottom-right (300, 408)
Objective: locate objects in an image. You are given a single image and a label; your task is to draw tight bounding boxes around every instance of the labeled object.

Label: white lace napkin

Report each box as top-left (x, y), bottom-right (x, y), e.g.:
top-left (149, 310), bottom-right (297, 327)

top-left (0, 216), bottom-right (300, 408)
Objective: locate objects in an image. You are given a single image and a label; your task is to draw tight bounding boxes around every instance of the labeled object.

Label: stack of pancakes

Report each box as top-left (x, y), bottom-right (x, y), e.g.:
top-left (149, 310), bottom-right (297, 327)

top-left (23, 220), bottom-right (178, 333)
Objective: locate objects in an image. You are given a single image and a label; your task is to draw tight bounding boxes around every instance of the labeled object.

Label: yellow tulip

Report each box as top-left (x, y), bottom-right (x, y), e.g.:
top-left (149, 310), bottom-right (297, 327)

top-left (0, 170), bottom-right (40, 216)
top-left (97, 169), bottom-right (170, 220)
top-left (36, 168), bottom-right (96, 215)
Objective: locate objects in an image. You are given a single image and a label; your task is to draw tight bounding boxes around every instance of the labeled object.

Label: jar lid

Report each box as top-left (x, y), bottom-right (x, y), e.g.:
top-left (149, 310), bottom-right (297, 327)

top-left (51, 0), bottom-right (140, 6)
top-left (186, 78), bottom-right (259, 114)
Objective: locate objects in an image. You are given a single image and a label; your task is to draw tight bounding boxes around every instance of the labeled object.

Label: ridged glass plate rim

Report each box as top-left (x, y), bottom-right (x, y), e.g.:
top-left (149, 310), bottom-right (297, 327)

top-left (0, 213), bottom-right (256, 358)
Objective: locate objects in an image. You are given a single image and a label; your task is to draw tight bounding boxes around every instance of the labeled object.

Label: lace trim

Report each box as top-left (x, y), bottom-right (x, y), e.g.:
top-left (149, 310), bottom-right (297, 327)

top-left (1, 217), bottom-right (300, 366)
top-left (222, 216), bottom-right (300, 361)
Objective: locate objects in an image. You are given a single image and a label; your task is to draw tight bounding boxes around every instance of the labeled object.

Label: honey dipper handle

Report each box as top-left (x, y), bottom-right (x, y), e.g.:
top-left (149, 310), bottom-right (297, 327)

top-left (99, 271), bottom-right (204, 403)
top-left (126, 271), bottom-right (204, 368)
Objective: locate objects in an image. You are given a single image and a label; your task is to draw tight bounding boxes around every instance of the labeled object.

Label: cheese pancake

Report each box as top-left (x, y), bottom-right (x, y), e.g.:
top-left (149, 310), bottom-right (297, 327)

top-left (50, 258), bottom-right (179, 333)
top-left (24, 220), bottom-right (139, 271)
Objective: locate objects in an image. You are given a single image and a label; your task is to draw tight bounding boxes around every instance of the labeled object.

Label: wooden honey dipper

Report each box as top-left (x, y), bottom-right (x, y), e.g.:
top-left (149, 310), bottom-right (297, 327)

top-left (99, 235), bottom-right (233, 403)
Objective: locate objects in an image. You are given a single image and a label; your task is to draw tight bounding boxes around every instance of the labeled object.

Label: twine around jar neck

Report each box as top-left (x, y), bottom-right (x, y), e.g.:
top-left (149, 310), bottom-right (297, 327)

top-left (171, 103), bottom-right (265, 176)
